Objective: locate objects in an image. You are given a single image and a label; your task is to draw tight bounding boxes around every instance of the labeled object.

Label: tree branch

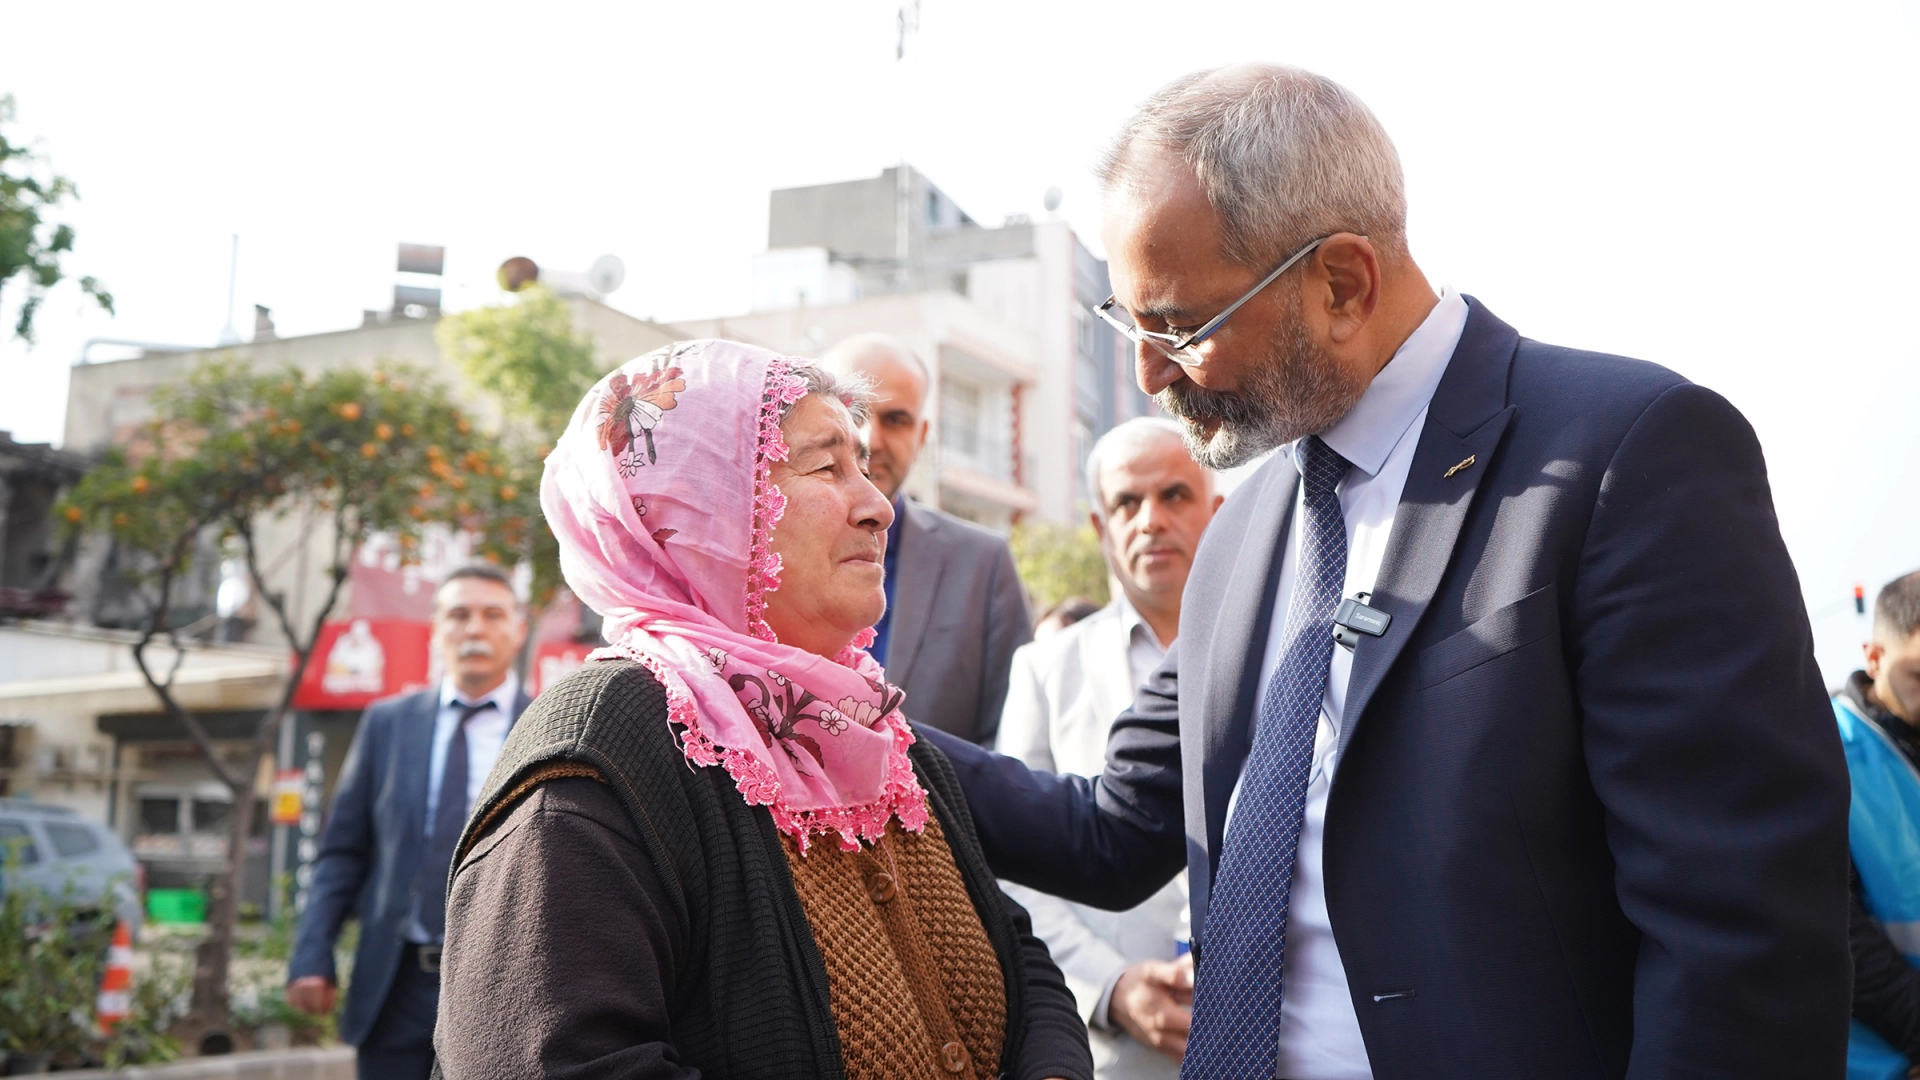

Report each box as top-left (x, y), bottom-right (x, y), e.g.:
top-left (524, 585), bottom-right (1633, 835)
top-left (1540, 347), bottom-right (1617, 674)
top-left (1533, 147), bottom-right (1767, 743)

top-left (129, 549), bottom-right (244, 792)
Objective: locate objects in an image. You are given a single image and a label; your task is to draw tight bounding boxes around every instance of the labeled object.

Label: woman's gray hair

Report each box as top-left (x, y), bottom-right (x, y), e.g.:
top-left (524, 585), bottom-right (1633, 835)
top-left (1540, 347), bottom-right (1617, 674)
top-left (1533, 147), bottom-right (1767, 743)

top-left (1099, 63), bottom-right (1408, 269)
top-left (779, 358), bottom-right (875, 427)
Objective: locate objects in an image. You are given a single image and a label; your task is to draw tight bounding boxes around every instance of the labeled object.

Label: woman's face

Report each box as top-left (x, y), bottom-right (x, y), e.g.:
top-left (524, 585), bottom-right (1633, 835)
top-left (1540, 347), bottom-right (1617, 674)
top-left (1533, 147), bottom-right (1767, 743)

top-left (763, 393), bottom-right (895, 657)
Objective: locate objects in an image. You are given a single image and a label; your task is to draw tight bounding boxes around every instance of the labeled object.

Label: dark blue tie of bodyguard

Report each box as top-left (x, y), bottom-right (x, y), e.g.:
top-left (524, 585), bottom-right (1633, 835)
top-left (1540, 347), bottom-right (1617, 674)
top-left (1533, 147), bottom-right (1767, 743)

top-left (1183, 435), bottom-right (1352, 1080)
top-left (416, 699), bottom-right (496, 942)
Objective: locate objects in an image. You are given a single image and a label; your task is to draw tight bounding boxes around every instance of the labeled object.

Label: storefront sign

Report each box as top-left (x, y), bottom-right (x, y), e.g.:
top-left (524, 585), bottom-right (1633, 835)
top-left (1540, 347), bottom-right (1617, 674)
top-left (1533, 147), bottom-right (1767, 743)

top-left (292, 619), bottom-right (433, 709)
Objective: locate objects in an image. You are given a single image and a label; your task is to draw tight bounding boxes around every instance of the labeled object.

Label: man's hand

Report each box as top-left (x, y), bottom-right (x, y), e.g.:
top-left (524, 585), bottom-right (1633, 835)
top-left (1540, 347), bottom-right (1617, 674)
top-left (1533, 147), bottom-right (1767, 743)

top-left (1108, 953), bottom-right (1195, 1061)
top-left (286, 975), bottom-right (338, 1016)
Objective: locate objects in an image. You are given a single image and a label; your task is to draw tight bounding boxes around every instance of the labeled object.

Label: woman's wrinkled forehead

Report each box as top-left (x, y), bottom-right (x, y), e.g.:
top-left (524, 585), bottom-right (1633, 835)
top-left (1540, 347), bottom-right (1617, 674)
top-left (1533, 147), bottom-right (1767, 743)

top-left (779, 392), bottom-right (869, 467)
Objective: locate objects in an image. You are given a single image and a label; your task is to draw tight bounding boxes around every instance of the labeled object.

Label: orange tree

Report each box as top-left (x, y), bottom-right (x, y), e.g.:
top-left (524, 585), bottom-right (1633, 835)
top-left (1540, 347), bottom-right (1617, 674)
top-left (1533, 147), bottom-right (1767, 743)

top-left (60, 359), bottom-right (522, 1039)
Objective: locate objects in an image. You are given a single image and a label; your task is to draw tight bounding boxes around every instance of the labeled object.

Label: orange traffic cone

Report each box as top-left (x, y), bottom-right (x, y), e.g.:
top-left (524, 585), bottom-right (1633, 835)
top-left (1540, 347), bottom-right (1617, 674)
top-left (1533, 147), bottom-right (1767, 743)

top-left (97, 919), bottom-right (133, 1034)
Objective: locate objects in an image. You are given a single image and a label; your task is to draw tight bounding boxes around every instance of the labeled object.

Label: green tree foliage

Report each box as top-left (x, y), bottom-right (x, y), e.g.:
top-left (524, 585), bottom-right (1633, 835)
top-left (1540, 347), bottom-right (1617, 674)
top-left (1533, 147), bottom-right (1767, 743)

top-left (0, 94), bottom-right (112, 342)
top-left (436, 284), bottom-right (598, 438)
top-left (60, 359), bottom-right (523, 1036)
top-left (435, 285), bottom-right (602, 604)
top-left (1009, 521), bottom-right (1110, 614)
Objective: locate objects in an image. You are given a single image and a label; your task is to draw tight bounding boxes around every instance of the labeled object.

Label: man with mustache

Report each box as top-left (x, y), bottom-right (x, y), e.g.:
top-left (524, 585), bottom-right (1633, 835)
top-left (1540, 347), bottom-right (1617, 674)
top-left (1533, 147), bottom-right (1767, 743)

top-left (288, 564), bottom-right (531, 1080)
top-left (922, 63), bottom-right (1850, 1078)
top-left (997, 417), bottom-right (1221, 1078)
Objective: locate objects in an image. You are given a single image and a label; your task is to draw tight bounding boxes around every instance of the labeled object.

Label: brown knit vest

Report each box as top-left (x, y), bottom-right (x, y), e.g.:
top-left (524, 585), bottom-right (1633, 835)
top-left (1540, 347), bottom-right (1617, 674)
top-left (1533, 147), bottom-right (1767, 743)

top-left (782, 815), bottom-right (1007, 1080)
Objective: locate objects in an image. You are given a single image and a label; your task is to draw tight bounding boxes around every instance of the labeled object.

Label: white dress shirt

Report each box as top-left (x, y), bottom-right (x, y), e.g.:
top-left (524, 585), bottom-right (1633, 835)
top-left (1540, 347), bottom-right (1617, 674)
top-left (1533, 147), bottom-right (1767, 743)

top-left (407, 672), bottom-right (518, 943)
top-left (1235, 287), bottom-right (1468, 1080)
top-left (997, 594), bottom-right (1188, 1080)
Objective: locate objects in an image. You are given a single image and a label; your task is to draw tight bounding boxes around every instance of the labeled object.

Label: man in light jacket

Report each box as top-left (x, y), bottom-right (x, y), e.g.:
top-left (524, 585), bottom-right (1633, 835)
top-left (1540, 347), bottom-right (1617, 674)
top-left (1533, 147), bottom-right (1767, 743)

top-left (998, 417), bottom-right (1221, 1077)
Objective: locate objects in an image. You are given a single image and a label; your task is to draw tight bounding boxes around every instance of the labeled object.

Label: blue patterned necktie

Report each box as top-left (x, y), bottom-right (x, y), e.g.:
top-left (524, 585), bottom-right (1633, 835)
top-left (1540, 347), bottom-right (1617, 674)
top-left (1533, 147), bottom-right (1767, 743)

top-left (1183, 435), bottom-right (1351, 1079)
top-left (416, 699), bottom-right (496, 942)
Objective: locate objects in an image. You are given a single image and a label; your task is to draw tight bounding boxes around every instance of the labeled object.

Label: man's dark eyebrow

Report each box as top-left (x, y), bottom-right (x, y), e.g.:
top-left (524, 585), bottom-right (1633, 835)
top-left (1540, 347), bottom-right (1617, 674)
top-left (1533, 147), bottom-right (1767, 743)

top-left (1136, 301), bottom-right (1202, 323)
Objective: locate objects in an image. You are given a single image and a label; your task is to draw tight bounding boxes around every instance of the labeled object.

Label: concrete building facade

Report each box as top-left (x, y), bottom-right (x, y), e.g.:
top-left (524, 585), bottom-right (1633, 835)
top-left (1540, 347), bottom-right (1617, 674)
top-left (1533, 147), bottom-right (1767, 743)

top-left (679, 165), bottom-right (1152, 530)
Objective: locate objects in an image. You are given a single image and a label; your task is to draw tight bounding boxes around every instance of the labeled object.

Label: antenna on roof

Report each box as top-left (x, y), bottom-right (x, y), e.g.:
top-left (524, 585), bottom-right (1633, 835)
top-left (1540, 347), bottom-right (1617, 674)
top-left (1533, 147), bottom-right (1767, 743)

top-left (217, 234), bottom-right (241, 346)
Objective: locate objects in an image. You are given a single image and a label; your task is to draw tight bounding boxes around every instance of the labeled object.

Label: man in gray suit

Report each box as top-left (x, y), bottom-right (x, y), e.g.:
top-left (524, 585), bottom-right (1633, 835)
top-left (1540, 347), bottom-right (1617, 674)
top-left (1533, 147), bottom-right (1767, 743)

top-left (824, 333), bottom-right (1032, 745)
top-left (288, 564), bottom-right (531, 1080)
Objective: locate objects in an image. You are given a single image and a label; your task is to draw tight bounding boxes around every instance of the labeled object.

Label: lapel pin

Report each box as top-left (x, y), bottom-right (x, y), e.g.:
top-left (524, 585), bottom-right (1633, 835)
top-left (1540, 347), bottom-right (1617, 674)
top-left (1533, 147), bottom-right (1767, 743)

top-left (1443, 454), bottom-right (1476, 479)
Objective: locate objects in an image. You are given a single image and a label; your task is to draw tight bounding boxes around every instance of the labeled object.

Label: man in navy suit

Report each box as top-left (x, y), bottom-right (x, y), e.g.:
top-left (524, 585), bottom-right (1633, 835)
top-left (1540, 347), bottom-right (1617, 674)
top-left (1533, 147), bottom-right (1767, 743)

top-left (924, 63), bottom-right (1851, 1078)
top-left (288, 564), bottom-right (530, 1080)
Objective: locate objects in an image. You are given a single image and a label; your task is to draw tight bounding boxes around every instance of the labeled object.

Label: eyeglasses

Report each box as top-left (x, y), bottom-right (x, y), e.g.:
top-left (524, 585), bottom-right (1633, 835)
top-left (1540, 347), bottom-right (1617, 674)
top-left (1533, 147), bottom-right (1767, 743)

top-left (1092, 233), bottom-right (1338, 366)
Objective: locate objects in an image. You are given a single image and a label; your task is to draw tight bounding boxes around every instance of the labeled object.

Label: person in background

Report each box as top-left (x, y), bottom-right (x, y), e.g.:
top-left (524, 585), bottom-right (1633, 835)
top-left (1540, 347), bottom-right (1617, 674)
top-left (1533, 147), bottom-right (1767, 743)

top-left (1035, 597), bottom-right (1105, 642)
top-left (287, 564), bottom-right (531, 1080)
top-left (997, 418), bottom-right (1221, 1078)
top-left (1835, 569), bottom-right (1920, 1079)
top-left (822, 333), bottom-right (1031, 745)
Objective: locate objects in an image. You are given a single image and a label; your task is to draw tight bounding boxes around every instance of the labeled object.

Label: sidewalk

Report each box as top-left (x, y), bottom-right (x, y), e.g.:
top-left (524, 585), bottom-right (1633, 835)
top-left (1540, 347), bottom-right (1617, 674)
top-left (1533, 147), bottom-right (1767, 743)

top-left (48, 1048), bottom-right (353, 1079)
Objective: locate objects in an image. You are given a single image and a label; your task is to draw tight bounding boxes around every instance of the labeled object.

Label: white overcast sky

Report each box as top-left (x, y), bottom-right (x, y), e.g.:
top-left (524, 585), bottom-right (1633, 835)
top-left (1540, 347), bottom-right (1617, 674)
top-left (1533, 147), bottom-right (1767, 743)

top-left (4, 0), bottom-right (1917, 683)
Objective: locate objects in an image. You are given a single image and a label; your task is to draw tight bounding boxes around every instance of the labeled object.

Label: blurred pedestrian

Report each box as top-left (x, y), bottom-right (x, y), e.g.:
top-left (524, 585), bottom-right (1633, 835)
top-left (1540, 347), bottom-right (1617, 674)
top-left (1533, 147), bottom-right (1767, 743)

top-left (921, 62), bottom-right (1849, 1079)
top-left (287, 564), bottom-right (530, 1080)
top-left (822, 333), bottom-right (1031, 744)
top-left (998, 417), bottom-right (1221, 1077)
top-left (434, 342), bottom-right (1091, 1080)
top-left (1835, 569), bottom-right (1920, 1079)
top-left (1036, 597), bottom-right (1105, 641)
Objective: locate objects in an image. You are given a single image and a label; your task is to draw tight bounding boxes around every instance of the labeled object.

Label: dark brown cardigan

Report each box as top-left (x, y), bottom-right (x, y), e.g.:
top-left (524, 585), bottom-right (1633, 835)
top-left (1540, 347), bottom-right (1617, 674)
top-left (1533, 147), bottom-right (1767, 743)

top-left (432, 659), bottom-right (1093, 1080)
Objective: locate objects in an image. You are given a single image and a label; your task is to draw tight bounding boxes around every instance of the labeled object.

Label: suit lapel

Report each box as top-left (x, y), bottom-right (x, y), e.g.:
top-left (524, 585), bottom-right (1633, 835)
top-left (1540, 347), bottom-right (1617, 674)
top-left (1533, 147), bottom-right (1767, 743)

top-left (1337, 299), bottom-right (1520, 756)
top-left (1197, 454), bottom-right (1298, 871)
top-left (398, 688), bottom-right (439, 845)
top-left (886, 500), bottom-right (944, 684)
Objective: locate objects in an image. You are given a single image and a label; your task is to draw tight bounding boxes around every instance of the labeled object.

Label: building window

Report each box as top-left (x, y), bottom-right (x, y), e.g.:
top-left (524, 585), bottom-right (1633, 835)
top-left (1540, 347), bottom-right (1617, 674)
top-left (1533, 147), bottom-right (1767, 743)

top-left (941, 377), bottom-right (982, 460)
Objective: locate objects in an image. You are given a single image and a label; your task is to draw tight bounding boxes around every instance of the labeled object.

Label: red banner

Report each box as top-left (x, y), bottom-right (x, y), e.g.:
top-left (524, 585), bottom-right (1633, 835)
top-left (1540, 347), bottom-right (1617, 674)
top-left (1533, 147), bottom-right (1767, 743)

top-left (530, 642), bottom-right (595, 697)
top-left (292, 619), bottom-right (434, 710)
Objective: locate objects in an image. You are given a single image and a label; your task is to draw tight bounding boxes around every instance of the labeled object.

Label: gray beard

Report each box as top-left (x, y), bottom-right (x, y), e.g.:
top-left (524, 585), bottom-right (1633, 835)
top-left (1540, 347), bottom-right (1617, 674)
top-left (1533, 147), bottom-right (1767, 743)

top-left (1156, 289), bottom-right (1370, 470)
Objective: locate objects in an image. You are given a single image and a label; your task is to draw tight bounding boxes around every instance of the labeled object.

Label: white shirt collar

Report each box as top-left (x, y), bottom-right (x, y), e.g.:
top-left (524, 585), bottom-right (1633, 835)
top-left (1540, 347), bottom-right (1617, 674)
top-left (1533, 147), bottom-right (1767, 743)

top-left (1109, 588), bottom-right (1166, 653)
top-left (1287, 287), bottom-right (1470, 479)
top-left (440, 672), bottom-right (520, 715)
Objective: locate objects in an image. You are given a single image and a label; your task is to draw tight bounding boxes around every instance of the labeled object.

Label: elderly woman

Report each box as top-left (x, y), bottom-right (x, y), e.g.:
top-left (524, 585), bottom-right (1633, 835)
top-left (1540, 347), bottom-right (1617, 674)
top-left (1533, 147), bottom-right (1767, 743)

top-left (434, 341), bottom-right (1092, 1080)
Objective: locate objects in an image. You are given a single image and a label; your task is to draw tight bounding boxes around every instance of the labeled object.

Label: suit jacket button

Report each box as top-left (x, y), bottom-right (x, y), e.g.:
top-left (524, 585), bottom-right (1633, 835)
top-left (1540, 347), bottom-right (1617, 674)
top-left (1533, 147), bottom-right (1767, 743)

top-left (940, 1040), bottom-right (969, 1073)
top-left (867, 872), bottom-right (896, 904)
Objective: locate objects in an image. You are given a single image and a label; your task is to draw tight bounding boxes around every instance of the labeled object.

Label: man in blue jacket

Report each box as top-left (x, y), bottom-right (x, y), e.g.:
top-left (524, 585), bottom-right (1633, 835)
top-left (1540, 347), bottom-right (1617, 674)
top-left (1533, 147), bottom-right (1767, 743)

top-left (924, 62), bottom-right (1849, 1079)
top-left (1835, 569), bottom-right (1920, 1076)
top-left (288, 564), bottom-right (530, 1080)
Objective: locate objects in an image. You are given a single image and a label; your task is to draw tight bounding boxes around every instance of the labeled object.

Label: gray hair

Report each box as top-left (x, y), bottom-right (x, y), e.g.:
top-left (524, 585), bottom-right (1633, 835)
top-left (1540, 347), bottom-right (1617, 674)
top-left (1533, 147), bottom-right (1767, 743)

top-left (1099, 63), bottom-right (1408, 268)
top-left (1084, 416), bottom-right (1205, 509)
top-left (781, 357), bottom-right (875, 427)
top-left (820, 332), bottom-right (929, 388)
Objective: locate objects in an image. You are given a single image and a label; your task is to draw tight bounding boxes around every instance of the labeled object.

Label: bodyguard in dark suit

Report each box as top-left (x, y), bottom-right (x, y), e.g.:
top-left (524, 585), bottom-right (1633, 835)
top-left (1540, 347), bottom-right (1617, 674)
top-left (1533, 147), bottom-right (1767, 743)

top-left (924, 64), bottom-right (1851, 1079)
top-left (288, 565), bottom-right (530, 1080)
top-left (824, 333), bottom-right (1032, 744)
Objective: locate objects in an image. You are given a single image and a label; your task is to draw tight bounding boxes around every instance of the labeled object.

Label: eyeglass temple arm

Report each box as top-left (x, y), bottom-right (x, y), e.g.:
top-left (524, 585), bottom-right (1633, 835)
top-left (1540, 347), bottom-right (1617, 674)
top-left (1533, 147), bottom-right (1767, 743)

top-left (1179, 235), bottom-right (1331, 349)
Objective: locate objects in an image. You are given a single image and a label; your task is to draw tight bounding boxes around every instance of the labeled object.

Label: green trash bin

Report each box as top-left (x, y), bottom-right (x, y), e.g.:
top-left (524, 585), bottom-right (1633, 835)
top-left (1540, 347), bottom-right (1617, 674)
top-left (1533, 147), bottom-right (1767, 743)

top-left (146, 888), bottom-right (207, 924)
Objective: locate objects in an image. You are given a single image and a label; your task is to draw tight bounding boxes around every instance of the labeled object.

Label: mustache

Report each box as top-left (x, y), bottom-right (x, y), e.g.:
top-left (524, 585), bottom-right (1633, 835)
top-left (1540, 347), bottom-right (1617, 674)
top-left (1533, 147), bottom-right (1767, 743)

top-left (456, 640), bottom-right (496, 658)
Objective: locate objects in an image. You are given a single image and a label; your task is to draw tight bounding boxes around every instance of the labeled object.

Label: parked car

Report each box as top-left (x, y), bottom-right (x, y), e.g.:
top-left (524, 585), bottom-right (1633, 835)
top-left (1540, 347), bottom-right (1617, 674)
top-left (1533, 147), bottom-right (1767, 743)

top-left (0, 798), bottom-right (143, 936)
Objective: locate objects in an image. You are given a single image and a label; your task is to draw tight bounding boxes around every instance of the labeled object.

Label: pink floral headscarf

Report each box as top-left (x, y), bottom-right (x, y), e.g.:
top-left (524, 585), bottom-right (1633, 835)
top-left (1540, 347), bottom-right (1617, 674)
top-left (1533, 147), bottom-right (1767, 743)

top-left (541, 340), bottom-right (927, 853)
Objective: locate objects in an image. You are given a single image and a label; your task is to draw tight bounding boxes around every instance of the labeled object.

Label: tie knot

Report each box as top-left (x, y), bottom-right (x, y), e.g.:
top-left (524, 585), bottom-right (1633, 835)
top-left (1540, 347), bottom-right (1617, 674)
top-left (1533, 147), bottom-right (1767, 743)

top-left (1296, 435), bottom-right (1350, 499)
top-left (455, 699), bottom-right (496, 724)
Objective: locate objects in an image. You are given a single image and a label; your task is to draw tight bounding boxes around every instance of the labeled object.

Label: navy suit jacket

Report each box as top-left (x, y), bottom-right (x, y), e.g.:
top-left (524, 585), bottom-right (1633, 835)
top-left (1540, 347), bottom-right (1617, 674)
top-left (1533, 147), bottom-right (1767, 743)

top-left (927, 299), bottom-right (1852, 1078)
top-left (289, 683), bottom-right (531, 1046)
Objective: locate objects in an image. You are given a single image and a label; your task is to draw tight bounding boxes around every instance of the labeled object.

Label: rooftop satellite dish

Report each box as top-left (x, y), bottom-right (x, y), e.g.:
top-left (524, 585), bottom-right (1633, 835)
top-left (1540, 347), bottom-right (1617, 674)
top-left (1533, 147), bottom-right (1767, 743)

top-left (588, 254), bottom-right (626, 296)
top-left (1042, 187), bottom-right (1064, 214)
top-left (497, 256), bottom-right (539, 292)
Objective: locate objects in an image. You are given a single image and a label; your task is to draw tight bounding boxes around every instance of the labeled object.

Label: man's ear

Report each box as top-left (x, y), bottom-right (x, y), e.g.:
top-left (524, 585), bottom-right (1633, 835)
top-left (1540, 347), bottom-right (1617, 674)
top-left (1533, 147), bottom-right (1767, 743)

top-left (1316, 233), bottom-right (1381, 345)
top-left (1866, 640), bottom-right (1887, 680)
top-left (915, 418), bottom-right (929, 451)
top-left (1089, 509), bottom-right (1106, 541)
